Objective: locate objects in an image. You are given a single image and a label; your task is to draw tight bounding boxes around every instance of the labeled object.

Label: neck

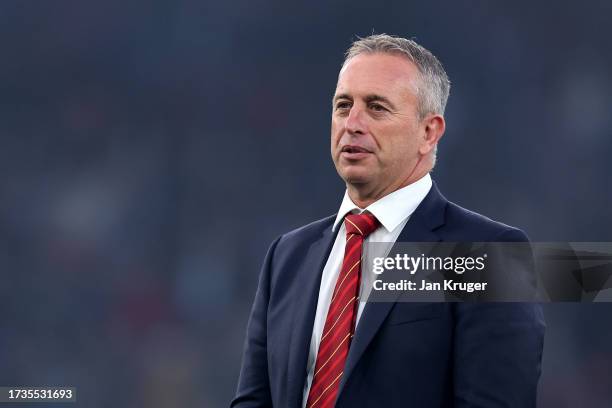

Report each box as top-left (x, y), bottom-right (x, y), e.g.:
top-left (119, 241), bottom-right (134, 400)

top-left (347, 167), bottom-right (430, 209)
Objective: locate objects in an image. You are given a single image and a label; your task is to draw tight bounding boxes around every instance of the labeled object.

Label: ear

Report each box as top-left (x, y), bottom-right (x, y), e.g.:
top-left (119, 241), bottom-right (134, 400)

top-left (419, 114), bottom-right (446, 155)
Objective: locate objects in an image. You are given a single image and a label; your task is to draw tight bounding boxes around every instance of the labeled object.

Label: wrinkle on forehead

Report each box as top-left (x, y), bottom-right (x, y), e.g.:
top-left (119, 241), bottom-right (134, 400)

top-left (336, 53), bottom-right (421, 108)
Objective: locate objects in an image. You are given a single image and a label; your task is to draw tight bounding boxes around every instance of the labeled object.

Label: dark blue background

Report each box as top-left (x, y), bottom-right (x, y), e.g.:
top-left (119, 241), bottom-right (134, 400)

top-left (1, 1), bottom-right (610, 406)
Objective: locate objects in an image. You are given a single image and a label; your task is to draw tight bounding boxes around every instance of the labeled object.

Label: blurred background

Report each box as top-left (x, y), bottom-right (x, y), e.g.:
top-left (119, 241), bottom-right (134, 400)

top-left (1, 1), bottom-right (611, 407)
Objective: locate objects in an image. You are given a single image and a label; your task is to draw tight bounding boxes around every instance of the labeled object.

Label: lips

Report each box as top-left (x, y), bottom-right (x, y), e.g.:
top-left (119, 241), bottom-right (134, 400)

top-left (340, 145), bottom-right (372, 160)
top-left (341, 145), bottom-right (371, 154)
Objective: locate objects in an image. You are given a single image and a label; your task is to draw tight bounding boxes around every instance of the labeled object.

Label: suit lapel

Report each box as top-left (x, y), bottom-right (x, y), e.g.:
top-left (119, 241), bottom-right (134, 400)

top-left (286, 217), bottom-right (339, 408)
top-left (338, 182), bottom-right (448, 396)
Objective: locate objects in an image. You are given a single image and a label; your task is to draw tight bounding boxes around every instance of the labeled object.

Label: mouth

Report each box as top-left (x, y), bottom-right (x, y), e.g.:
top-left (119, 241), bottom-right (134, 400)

top-left (341, 145), bottom-right (371, 154)
top-left (340, 145), bottom-right (372, 160)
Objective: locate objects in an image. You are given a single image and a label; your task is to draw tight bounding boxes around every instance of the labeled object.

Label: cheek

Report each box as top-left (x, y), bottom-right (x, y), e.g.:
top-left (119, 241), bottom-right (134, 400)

top-left (383, 129), bottom-right (419, 162)
top-left (330, 119), bottom-right (343, 146)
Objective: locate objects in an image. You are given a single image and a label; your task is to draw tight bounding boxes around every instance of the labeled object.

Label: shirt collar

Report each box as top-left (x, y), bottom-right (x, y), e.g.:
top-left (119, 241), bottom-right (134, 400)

top-left (332, 173), bottom-right (433, 233)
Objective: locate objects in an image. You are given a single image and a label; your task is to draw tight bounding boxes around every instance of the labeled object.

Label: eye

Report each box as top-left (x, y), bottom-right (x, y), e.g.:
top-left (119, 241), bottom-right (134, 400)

top-left (369, 103), bottom-right (387, 112)
top-left (335, 101), bottom-right (352, 114)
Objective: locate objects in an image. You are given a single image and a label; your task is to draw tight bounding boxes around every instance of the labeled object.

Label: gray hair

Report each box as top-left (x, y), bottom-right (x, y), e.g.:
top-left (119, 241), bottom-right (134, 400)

top-left (344, 34), bottom-right (450, 119)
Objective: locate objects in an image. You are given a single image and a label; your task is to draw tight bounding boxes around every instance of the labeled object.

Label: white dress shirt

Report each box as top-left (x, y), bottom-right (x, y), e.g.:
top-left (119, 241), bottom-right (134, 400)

top-left (301, 173), bottom-right (433, 406)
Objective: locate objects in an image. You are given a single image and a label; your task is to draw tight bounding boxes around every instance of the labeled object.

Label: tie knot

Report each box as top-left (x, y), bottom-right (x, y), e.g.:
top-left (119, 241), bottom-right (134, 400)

top-left (344, 213), bottom-right (379, 237)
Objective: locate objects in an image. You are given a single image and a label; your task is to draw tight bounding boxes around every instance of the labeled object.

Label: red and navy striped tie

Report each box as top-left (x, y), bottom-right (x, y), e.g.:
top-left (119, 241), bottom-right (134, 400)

top-left (306, 212), bottom-right (380, 408)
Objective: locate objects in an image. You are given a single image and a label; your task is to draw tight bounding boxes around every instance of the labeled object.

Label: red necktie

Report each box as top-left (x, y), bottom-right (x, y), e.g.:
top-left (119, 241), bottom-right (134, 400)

top-left (306, 212), bottom-right (380, 408)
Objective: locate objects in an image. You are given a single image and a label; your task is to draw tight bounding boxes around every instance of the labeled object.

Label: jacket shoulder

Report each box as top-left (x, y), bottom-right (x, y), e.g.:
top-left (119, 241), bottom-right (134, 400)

top-left (265, 215), bottom-right (337, 281)
top-left (279, 214), bottom-right (336, 244)
top-left (443, 200), bottom-right (529, 242)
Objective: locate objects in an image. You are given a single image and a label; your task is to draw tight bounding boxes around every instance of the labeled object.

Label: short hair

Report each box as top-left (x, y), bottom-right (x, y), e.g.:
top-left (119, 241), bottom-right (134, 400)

top-left (344, 34), bottom-right (450, 119)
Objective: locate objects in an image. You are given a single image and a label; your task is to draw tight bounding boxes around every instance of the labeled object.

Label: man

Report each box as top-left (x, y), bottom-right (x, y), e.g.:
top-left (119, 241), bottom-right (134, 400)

top-left (232, 34), bottom-right (545, 408)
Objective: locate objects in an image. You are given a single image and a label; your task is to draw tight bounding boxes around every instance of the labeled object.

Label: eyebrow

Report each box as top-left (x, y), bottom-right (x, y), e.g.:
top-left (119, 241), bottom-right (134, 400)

top-left (332, 93), bottom-right (397, 111)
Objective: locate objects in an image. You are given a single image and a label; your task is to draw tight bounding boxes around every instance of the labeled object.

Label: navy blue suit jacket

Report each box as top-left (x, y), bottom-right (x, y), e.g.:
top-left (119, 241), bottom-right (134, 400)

top-left (232, 183), bottom-right (545, 407)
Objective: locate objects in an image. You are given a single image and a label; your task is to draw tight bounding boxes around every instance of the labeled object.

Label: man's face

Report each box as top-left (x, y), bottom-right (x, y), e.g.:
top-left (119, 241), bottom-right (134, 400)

top-left (331, 53), bottom-right (426, 196)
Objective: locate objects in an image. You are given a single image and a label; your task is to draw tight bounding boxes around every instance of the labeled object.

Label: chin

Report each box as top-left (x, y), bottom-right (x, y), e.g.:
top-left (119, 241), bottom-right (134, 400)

top-left (340, 169), bottom-right (372, 185)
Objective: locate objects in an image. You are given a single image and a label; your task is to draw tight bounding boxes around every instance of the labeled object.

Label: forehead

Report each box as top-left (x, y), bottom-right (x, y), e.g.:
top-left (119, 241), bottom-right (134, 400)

top-left (335, 53), bottom-right (420, 99)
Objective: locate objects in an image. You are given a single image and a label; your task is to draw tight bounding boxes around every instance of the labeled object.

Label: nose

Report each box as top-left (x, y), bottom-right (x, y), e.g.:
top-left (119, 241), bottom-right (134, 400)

top-left (345, 104), bottom-right (367, 135)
